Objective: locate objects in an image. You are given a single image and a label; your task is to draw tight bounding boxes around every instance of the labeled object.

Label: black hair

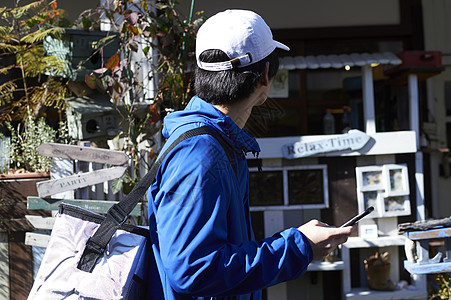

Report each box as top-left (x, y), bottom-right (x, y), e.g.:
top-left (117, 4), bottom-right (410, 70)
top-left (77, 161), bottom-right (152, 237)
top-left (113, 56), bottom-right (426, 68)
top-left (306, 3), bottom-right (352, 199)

top-left (193, 49), bottom-right (279, 105)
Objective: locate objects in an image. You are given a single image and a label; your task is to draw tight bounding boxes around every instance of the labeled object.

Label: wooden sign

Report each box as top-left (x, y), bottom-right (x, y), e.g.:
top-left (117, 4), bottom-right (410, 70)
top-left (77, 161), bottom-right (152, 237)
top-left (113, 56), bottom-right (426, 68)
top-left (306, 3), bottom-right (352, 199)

top-left (27, 197), bottom-right (142, 216)
top-left (25, 215), bottom-right (55, 230)
top-left (37, 166), bottom-right (127, 197)
top-left (25, 232), bottom-right (50, 248)
top-left (38, 143), bottom-right (129, 165)
top-left (282, 129), bottom-right (371, 159)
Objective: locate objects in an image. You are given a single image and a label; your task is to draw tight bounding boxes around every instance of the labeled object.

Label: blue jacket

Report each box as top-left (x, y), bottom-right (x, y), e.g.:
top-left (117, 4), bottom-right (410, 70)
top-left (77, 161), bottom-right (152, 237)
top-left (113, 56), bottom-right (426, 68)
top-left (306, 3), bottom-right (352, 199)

top-left (148, 96), bottom-right (313, 299)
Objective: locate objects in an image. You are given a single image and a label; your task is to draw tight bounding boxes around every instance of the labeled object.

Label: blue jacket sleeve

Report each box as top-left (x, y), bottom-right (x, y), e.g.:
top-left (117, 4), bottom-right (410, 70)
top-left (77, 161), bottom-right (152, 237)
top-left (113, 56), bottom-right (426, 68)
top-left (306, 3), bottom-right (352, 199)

top-left (152, 137), bottom-right (313, 297)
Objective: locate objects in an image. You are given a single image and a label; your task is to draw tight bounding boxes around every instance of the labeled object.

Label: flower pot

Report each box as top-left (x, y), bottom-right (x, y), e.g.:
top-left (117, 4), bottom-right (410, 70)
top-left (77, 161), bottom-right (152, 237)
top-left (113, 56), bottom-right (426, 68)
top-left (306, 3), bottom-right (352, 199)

top-left (0, 172), bottom-right (50, 300)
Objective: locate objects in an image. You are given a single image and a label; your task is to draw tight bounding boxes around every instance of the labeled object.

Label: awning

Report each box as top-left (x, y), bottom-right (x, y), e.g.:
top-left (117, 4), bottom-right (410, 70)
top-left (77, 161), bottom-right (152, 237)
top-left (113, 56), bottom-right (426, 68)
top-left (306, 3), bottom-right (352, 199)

top-left (279, 52), bottom-right (402, 70)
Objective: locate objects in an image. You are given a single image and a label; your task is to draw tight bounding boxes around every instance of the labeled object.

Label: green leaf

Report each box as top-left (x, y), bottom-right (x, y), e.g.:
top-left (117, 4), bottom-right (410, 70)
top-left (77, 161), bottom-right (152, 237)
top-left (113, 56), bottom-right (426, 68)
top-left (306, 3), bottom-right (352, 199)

top-left (111, 177), bottom-right (124, 194)
top-left (122, 181), bottom-right (134, 195)
top-left (82, 17), bottom-right (92, 30)
top-left (111, 173), bottom-right (132, 194)
top-left (20, 27), bottom-right (65, 43)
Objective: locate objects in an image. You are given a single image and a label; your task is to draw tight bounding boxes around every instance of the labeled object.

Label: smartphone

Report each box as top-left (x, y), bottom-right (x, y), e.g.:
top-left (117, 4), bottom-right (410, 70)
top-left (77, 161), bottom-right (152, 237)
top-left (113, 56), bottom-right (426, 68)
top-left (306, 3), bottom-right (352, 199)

top-left (340, 206), bottom-right (374, 227)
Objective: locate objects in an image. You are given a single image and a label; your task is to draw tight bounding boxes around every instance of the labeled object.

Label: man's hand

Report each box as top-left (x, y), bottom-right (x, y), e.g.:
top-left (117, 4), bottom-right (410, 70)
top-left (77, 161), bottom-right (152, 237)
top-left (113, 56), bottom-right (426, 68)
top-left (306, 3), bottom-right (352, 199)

top-left (298, 220), bottom-right (354, 261)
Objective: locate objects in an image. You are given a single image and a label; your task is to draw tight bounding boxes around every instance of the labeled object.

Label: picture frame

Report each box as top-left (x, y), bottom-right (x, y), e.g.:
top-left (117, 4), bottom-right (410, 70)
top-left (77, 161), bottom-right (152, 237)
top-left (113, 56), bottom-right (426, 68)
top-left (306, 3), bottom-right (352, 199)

top-left (383, 164), bottom-right (409, 196)
top-left (355, 164), bottom-right (411, 218)
top-left (383, 195), bottom-right (411, 217)
top-left (357, 190), bottom-right (382, 218)
top-left (356, 166), bottom-right (384, 191)
top-left (360, 224), bottom-right (378, 239)
top-left (268, 68), bottom-right (289, 98)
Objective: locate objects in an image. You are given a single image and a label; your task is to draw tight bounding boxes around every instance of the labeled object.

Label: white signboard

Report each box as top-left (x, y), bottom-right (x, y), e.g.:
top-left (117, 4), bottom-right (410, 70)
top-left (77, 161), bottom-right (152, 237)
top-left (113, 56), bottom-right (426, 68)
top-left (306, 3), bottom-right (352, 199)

top-left (282, 130), bottom-right (370, 159)
top-left (37, 166), bottom-right (127, 197)
top-left (38, 143), bottom-right (129, 165)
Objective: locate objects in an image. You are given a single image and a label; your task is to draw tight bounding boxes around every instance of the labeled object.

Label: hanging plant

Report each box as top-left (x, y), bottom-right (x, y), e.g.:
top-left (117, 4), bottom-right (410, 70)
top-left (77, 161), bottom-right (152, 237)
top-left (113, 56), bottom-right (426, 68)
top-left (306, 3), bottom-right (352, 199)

top-left (74, 0), bottom-right (204, 192)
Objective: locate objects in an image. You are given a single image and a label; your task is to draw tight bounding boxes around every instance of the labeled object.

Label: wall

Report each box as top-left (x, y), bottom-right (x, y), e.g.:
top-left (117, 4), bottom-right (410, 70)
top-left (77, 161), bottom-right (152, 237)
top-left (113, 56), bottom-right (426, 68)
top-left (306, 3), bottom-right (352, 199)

top-left (177, 0), bottom-right (400, 29)
top-left (5, 0), bottom-right (401, 28)
top-left (422, 0), bottom-right (451, 218)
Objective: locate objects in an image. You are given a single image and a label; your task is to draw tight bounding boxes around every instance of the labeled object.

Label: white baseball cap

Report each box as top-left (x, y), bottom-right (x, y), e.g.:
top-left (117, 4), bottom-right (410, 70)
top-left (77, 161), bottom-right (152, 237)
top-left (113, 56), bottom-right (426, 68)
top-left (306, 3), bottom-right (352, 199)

top-left (196, 9), bottom-right (290, 71)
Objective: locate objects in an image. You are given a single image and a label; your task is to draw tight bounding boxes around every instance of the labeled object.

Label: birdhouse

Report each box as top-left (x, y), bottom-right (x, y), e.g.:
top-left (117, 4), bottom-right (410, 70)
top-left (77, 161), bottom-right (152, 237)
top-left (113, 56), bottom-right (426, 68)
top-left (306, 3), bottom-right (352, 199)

top-left (66, 95), bottom-right (120, 141)
top-left (44, 28), bottom-right (119, 81)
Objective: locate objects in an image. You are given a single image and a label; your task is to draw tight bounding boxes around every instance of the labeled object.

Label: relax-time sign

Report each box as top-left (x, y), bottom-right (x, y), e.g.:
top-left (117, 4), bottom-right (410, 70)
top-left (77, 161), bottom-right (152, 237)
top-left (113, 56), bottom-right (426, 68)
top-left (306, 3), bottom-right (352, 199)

top-left (282, 129), bottom-right (371, 159)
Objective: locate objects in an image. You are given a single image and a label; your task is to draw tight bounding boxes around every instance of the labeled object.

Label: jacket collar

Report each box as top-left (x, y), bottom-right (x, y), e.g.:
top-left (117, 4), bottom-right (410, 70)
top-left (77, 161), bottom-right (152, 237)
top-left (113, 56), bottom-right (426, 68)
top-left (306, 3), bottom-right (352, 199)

top-left (162, 96), bottom-right (260, 154)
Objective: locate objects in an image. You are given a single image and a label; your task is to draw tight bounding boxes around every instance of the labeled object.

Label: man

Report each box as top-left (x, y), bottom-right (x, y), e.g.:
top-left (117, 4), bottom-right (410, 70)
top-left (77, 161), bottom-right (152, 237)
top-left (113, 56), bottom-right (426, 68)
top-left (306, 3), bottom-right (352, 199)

top-left (147, 9), bottom-right (353, 299)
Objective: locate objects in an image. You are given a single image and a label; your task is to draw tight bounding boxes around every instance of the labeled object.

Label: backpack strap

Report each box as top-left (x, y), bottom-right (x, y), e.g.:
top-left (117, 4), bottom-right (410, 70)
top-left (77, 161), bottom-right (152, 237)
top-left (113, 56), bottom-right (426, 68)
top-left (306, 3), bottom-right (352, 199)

top-left (77, 127), bottom-right (237, 272)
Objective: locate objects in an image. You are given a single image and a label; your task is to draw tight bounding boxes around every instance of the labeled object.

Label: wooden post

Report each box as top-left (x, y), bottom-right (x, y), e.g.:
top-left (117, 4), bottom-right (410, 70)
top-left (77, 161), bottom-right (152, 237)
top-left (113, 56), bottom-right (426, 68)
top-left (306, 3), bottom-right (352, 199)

top-left (408, 73), bottom-right (425, 221)
top-left (9, 231), bottom-right (33, 300)
top-left (362, 65), bottom-right (376, 135)
top-left (341, 245), bottom-right (351, 294)
top-left (264, 211), bottom-right (287, 300)
top-left (0, 232), bottom-right (9, 300)
top-left (76, 141), bottom-right (90, 200)
top-left (445, 239), bottom-right (451, 262)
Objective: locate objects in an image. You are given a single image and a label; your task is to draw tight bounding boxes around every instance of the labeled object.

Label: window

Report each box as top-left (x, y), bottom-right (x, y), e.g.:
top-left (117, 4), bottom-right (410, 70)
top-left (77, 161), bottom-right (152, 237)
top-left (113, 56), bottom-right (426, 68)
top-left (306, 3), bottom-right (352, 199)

top-left (245, 39), bottom-right (405, 138)
top-left (248, 165), bottom-right (328, 211)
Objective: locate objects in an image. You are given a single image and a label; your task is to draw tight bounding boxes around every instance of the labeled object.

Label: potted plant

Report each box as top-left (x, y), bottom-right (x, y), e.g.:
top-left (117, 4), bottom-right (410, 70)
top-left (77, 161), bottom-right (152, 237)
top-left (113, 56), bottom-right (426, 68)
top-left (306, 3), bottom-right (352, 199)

top-left (0, 1), bottom-right (71, 297)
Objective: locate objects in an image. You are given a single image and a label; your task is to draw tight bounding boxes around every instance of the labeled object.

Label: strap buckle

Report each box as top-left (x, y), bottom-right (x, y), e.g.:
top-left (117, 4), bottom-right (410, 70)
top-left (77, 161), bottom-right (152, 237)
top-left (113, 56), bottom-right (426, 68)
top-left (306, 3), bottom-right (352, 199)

top-left (107, 204), bottom-right (128, 226)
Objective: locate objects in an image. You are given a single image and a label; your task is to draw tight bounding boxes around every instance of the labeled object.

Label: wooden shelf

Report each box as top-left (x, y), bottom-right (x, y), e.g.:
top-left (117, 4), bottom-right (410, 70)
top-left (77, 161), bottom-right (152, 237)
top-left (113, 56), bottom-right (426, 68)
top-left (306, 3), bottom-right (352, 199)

top-left (345, 287), bottom-right (427, 300)
top-left (307, 260), bottom-right (344, 271)
top-left (404, 260), bottom-right (451, 275)
top-left (343, 235), bottom-right (406, 249)
top-left (341, 235), bottom-right (427, 300)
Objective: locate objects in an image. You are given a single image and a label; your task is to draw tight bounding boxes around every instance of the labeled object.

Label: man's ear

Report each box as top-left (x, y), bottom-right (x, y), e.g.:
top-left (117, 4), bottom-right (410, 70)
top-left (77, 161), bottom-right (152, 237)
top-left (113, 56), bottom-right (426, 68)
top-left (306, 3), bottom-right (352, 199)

top-left (260, 62), bottom-right (270, 86)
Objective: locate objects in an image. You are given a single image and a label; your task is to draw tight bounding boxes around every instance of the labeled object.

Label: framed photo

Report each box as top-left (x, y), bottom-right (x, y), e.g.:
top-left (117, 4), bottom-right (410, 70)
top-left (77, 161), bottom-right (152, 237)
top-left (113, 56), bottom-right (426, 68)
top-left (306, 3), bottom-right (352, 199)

top-left (357, 190), bottom-right (381, 218)
top-left (356, 166), bottom-right (384, 191)
top-left (383, 164), bottom-right (409, 196)
top-left (383, 195), bottom-right (411, 217)
top-left (268, 68), bottom-right (289, 98)
top-left (360, 224), bottom-right (378, 239)
top-left (355, 164), bottom-right (411, 218)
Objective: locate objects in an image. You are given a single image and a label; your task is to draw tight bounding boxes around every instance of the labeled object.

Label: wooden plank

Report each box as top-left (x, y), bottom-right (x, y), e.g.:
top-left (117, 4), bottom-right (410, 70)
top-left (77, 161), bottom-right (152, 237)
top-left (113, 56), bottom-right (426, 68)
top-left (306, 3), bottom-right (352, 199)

top-left (37, 166), bottom-right (127, 197)
top-left (38, 142), bottom-right (129, 165)
top-left (25, 232), bottom-right (50, 248)
top-left (407, 227), bottom-right (451, 240)
top-left (404, 260), bottom-right (451, 275)
top-left (345, 287), bottom-right (427, 300)
top-left (27, 197), bottom-right (142, 216)
top-left (25, 215), bottom-right (55, 230)
top-left (343, 235), bottom-right (406, 248)
top-left (307, 261), bottom-right (344, 271)
top-left (0, 233), bottom-right (9, 300)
